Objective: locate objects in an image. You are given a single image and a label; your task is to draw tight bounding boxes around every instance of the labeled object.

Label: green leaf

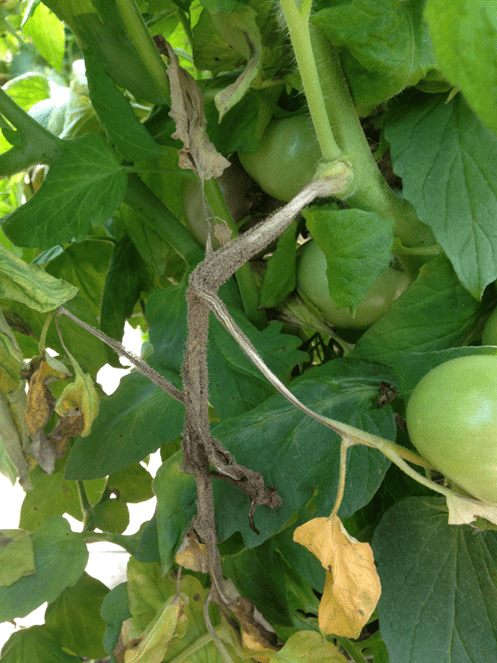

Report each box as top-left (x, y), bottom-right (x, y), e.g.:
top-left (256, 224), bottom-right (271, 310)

top-left (268, 631), bottom-right (348, 662)
top-left (101, 582), bottom-right (131, 658)
top-left (19, 458), bottom-right (81, 532)
top-left (147, 279), bottom-right (306, 420)
top-left (223, 539), bottom-right (294, 629)
top-left (0, 308), bottom-right (23, 394)
top-left (0, 625), bottom-right (81, 663)
top-left (211, 358), bottom-right (395, 547)
top-left (259, 221), bottom-right (297, 309)
top-left (0, 516), bottom-right (88, 622)
top-left (2, 73), bottom-right (50, 110)
top-left (108, 463), bottom-right (154, 504)
top-left (385, 92), bottom-right (497, 298)
top-left (22, 2), bottom-right (65, 72)
top-left (373, 497), bottom-right (497, 663)
top-left (93, 499), bottom-right (130, 534)
top-left (100, 234), bottom-right (151, 343)
top-left (424, 0), bottom-right (497, 135)
top-left (312, 0), bottom-right (437, 106)
top-left (0, 529), bottom-right (35, 587)
top-left (0, 244), bottom-right (78, 312)
top-left (153, 452), bottom-right (197, 573)
top-left (135, 514), bottom-right (161, 563)
top-left (44, 240), bottom-right (113, 318)
top-left (0, 389), bottom-right (32, 492)
top-left (351, 256), bottom-right (485, 368)
top-left (84, 51), bottom-right (164, 162)
top-left (64, 371), bottom-right (184, 480)
top-left (45, 572), bottom-right (109, 660)
top-left (193, 8), bottom-right (243, 74)
top-left (303, 207), bottom-right (394, 308)
top-left (3, 134), bottom-right (127, 250)
top-left (42, 0), bottom-right (168, 105)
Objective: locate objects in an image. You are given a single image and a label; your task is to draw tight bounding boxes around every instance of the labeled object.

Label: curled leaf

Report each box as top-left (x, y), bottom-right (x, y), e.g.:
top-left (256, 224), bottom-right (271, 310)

top-left (55, 367), bottom-right (99, 438)
top-left (293, 515), bottom-right (381, 638)
top-left (175, 530), bottom-right (209, 573)
top-left (164, 41), bottom-right (230, 180)
top-left (231, 597), bottom-right (283, 660)
top-left (446, 492), bottom-right (497, 527)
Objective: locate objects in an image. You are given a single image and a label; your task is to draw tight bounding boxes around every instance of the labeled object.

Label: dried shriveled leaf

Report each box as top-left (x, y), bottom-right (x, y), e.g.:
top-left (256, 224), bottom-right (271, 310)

top-left (231, 597), bottom-right (283, 660)
top-left (446, 492), bottom-right (497, 527)
top-left (293, 516), bottom-right (381, 638)
top-left (0, 388), bottom-right (32, 490)
top-left (47, 410), bottom-right (85, 457)
top-left (174, 531), bottom-right (209, 573)
top-left (165, 41), bottom-right (230, 179)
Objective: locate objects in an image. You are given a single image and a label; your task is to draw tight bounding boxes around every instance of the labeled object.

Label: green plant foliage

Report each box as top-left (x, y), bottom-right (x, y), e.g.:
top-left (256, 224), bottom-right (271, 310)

top-left (3, 134), bottom-right (127, 249)
top-left (424, 0), bottom-right (497, 136)
top-left (0, 516), bottom-right (88, 622)
top-left (385, 91), bottom-right (497, 298)
top-left (373, 497), bottom-right (497, 663)
top-left (44, 572), bottom-right (109, 660)
top-left (2, 1), bottom-right (497, 660)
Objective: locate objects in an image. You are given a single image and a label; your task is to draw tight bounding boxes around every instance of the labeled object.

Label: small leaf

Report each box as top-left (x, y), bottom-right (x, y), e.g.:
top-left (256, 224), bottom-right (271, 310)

top-left (294, 515), bottom-right (381, 637)
top-left (175, 531), bottom-right (209, 573)
top-left (445, 493), bottom-right (497, 528)
top-left (55, 366), bottom-right (99, 437)
top-left (259, 221), bottom-right (297, 309)
top-left (0, 529), bottom-right (35, 587)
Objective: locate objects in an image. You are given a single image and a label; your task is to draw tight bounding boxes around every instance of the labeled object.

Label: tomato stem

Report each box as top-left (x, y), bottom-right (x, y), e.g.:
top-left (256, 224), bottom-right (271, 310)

top-left (203, 178), bottom-right (267, 329)
top-left (279, 0), bottom-right (342, 163)
top-left (114, 0), bottom-right (170, 103)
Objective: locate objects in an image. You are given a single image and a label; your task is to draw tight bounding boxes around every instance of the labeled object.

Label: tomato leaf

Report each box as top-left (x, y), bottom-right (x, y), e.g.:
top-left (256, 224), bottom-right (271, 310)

top-left (312, 0), bottom-right (437, 106)
top-left (351, 255), bottom-right (484, 367)
top-left (424, 0), bottom-right (497, 136)
top-left (44, 572), bottom-right (109, 660)
top-left (0, 516), bottom-right (88, 622)
top-left (373, 497), bottom-right (497, 663)
top-left (101, 582), bottom-right (131, 658)
top-left (303, 207), bottom-right (394, 309)
top-left (3, 134), bottom-right (127, 250)
top-left (84, 50), bottom-right (164, 162)
top-left (0, 625), bottom-right (81, 663)
top-left (64, 371), bottom-right (184, 480)
top-left (211, 359), bottom-right (395, 547)
top-left (22, 3), bottom-right (65, 73)
top-left (259, 221), bottom-right (297, 309)
top-left (385, 92), bottom-right (497, 298)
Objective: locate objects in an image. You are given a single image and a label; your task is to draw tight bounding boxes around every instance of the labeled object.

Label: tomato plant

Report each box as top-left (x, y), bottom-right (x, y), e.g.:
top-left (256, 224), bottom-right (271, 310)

top-left (406, 355), bottom-right (497, 503)
top-left (1, 1), bottom-right (497, 662)
top-left (482, 306), bottom-right (497, 345)
top-left (297, 239), bottom-right (409, 328)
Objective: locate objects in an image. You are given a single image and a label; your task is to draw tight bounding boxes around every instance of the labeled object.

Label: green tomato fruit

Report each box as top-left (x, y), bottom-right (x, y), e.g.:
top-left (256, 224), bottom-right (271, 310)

top-left (482, 307), bottom-right (497, 345)
top-left (406, 355), bottom-right (497, 503)
top-left (238, 115), bottom-right (321, 202)
top-left (297, 240), bottom-right (409, 329)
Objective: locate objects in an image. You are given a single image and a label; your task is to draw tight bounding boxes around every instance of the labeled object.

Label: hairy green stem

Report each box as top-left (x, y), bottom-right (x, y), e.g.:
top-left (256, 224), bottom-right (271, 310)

top-left (203, 178), bottom-right (266, 329)
top-left (279, 0), bottom-right (342, 162)
top-left (0, 89), bottom-right (62, 176)
top-left (309, 28), bottom-right (435, 250)
top-left (114, 0), bottom-right (170, 102)
top-left (124, 173), bottom-right (205, 267)
top-left (336, 637), bottom-right (369, 663)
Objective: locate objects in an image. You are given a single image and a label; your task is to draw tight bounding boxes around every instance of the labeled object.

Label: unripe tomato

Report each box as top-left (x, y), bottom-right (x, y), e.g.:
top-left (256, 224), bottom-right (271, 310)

top-left (297, 240), bottom-right (409, 329)
top-left (406, 355), bottom-right (497, 503)
top-left (482, 307), bottom-right (497, 345)
top-left (238, 115), bottom-right (321, 202)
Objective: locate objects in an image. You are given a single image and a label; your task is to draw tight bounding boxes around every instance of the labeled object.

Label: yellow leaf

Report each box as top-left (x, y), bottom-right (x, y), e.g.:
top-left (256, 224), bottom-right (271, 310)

top-left (25, 359), bottom-right (64, 436)
top-left (293, 515), bottom-right (381, 638)
top-left (231, 597), bottom-right (282, 661)
top-left (175, 531), bottom-right (209, 573)
top-left (55, 369), bottom-right (99, 437)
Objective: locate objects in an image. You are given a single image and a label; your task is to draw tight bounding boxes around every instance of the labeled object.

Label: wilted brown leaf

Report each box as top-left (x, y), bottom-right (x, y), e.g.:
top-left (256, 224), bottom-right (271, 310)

top-left (24, 359), bottom-right (58, 437)
top-left (47, 409), bottom-right (85, 457)
top-left (231, 597), bottom-right (283, 662)
top-left (164, 41), bottom-right (230, 180)
top-left (293, 515), bottom-right (381, 638)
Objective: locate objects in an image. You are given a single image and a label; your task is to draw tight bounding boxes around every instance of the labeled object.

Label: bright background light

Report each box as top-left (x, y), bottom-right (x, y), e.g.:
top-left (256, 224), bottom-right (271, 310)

top-left (0, 324), bottom-right (161, 650)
